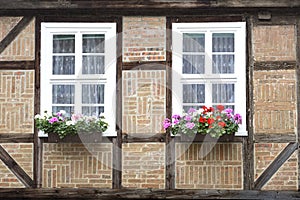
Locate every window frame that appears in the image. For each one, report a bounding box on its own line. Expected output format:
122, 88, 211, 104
172, 22, 247, 136
40, 22, 117, 136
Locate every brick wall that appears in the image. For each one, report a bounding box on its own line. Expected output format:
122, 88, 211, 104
43, 143, 112, 188
0, 17, 35, 61
122, 143, 165, 189
254, 143, 298, 190
123, 17, 166, 62
122, 70, 166, 135
253, 25, 296, 61
0, 144, 33, 188
0, 70, 34, 134
176, 143, 243, 189
253, 70, 296, 134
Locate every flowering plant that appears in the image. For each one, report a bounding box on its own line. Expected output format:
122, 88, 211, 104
35, 110, 108, 139
163, 105, 242, 138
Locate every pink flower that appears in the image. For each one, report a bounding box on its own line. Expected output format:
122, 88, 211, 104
163, 118, 172, 130
48, 117, 58, 124
184, 115, 192, 121
186, 122, 195, 129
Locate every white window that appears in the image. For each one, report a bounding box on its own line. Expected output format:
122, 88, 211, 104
40, 23, 116, 136
172, 22, 247, 136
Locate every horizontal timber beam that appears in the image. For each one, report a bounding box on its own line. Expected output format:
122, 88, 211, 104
0, 134, 34, 143
0, 61, 35, 70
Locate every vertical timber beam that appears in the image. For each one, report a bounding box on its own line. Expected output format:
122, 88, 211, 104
165, 17, 175, 189
34, 16, 42, 188
112, 16, 123, 189
243, 15, 255, 190
297, 18, 300, 191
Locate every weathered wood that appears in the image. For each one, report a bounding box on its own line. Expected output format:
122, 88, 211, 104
0, 0, 300, 10
254, 133, 296, 143
0, 134, 34, 143
254, 61, 297, 70
243, 16, 254, 190
296, 18, 300, 191
0, 188, 300, 199
0, 16, 33, 54
0, 145, 34, 188
122, 133, 165, 143
254, 142, 298, 189
165, 17, 175, 190
122, 62, 166, 70
0, 61, 35, 70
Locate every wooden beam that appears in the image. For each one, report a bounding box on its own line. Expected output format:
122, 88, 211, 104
254, 133, 296, 143
0, 134, 34, 143
122, 61, 166, 70
122, 133, 165, 143
254, 142, 298, 189
0, 16, 33, 54
296, 17, 300, 191
0, 61, 35, 70
0, 0, 300, 10
0, 145, 34, 188
254, 61, 297, 71
1, 188, 300, 199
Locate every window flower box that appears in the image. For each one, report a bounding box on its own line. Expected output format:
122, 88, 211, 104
163, 105, 242, 140
35, 110, 108, 143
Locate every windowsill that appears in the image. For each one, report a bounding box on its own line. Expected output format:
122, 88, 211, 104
38, 130, 117, 138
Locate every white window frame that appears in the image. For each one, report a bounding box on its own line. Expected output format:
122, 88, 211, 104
172, 22, 247, 136
40, 23, 117, 136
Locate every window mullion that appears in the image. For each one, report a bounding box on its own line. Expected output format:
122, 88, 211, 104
74, 33, 82, 114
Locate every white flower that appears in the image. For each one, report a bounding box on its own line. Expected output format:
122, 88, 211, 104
66, 121, 75, 126
34, 114, 42, 119
59, 110, 66, 116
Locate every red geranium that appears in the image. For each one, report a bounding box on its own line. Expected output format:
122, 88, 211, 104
199, 116, 207, 123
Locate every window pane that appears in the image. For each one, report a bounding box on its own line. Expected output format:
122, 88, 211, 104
53, 35, 75, 53
52, 56, 75, 75
82, 106, 104, 116
212, 55, 234, 74
183, 33, 205, 52
82, 84, 104, 104
82, 56, 105, 74
212, 84, 234, 103
212, 33, 234, 52
52, 106, 74, 117
52, 85, 75, 104
82, 34, 105, 53
183, 84, 205, 103
183, 55, 205, 74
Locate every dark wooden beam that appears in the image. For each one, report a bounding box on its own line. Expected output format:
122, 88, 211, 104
296, 17, 300, 191
254, 61, 297, 71
165, 17, 175, 190
1, 188, 300, 199
0, 134, 34, 143
0, 61, 35, 70
254, 133, 296, 143
0, 0, 300, 10
0, 16, 33, 55
254, 142, 298, 190
122, 61, 166, 70
122, 133, 165, 143
112, 16, 123, 190
0, 145, 34, 188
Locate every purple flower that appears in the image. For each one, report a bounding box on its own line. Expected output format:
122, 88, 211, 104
172, 115, 181, 120
48, 117, 58, 124
163, 118, 172, 129
225, 108, 233, 114
184, 115, 192, 121
174, 119, 180, 125
234, 114, 242, 124
56, 112, 62, 117
187, 108, 196, 114
186, 122, 195, 129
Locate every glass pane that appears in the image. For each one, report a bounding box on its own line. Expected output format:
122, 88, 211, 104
212, 55, 234, 74
212, 33, 234, 52
212, 84, 234, 103
52, 56, 75, 75
53, 35, 75, 53
82, 56, 105, 74
82, 84, 104, 104
52, 106, 74, 117
82, 34, 105, 53
183, 84, 205, 103
183, 55, 205, 74
52, 85, 75, 104
183, 33, 205, 52
82, 106, 104, 116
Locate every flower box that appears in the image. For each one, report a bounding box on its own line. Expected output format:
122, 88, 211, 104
180, 133, 235, 142
47, 132, 103, 143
